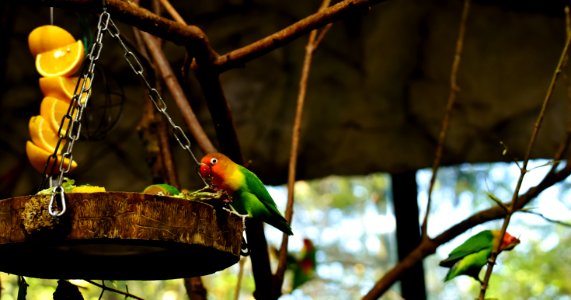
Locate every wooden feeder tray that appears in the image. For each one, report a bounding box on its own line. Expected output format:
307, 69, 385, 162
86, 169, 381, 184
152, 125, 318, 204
0, 192, 243, 280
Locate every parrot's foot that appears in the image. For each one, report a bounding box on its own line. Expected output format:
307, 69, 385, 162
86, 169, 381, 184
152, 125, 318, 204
222, 207, 249, 230
186, 187, 230, 203
221, 207, 248, 253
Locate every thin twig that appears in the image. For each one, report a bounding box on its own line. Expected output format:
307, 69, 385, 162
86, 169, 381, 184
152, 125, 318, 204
158, 0, 187, 25
84, 280, 144, 300
212, 0, 385, 72
478, 7, 571, 299
421, 0, 471, 237
519, 209, 571, 227
139, 31, 217, 154
273, 1, 332, 296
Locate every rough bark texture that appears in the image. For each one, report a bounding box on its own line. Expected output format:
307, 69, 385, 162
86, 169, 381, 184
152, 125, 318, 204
0, 192, 242, 280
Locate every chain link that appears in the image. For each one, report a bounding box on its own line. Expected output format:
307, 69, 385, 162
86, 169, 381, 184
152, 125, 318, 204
106, 18, 203, 167
45, 10, 110, 217
44, 9, 206, 216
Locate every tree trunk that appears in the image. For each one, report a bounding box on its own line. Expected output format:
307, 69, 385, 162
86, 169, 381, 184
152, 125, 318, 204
390, 171, 426, 300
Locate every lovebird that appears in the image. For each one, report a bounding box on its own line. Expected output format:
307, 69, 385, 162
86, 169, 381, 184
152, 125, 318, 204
199, 152, 293, 235
439, 229, 520, 283
290, 238, 317, 290
142, 183, 181, 196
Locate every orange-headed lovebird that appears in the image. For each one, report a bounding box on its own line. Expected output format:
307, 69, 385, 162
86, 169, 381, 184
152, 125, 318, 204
199, 152, 293, 235
439, 229, 520, 283
291, 238, 317, 290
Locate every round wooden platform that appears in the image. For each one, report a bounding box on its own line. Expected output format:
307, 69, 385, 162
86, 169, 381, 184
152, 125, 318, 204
0, 192, 243, 280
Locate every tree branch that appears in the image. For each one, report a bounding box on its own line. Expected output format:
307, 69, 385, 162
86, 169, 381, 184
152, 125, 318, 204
362, 152, 571, 299
28, 0, 386, 73
421, 0, 471, 237
84, 280, 144, 300
478, 6, 571, 297
273, 1, 332, 296
139, 31, 217, 154
211, 0, 386, 72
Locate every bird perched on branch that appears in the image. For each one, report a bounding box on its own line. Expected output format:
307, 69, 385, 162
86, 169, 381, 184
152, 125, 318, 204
199, 152, 293, 235
290, 238, 317, 290
439, 229, 520, 283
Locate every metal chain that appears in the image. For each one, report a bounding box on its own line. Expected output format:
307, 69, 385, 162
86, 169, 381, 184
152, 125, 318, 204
46, 9, 205, 217
105, 19, 203, 168
46, 10, 111, 217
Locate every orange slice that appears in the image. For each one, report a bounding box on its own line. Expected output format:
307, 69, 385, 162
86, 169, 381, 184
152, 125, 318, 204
39, 76, 90, 103
26, 141, 77, 175
35, 40, 85, 77
40, 96, 76, 135
28, 25, 76, 57
70, 185, 106, 193
29, 115, 63, 154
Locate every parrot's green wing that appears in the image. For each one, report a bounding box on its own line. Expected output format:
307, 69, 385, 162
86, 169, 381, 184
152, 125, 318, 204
439, 230, 494, 267
238, 165, 293, 235
444, 248, 491, 282
239, 166, 281, 211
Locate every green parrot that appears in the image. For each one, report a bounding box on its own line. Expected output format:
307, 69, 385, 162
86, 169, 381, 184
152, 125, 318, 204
290, 238, 317, 290
142, 183, 181, 196
439, 229, 520, 283
199, 152, 293, 235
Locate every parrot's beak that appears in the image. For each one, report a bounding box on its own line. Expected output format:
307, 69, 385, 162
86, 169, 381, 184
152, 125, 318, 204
501, 233, 520, 251
199, 163, 210, 177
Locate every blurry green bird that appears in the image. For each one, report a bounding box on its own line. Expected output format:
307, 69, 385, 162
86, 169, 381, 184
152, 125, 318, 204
290, 238, 317, 290
199, 152, 293, 235
142, 183, 181, 196
439, 229, 520, 283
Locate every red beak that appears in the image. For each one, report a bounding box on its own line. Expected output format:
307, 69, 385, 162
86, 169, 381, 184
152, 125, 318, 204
199, 163, 210, 177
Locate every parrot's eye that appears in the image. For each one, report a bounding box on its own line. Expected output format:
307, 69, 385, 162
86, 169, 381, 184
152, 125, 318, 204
210, 158, 218, 165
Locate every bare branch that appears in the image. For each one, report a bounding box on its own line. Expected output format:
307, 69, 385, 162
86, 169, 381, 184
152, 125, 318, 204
158, 0, 187, 25
139, 31, 217, 154
212, 0, 386, 71
421, 0, 471, 236
85, 280, 144, 300
362, 156, 571, 299
273, 1, 332, 296
479, 6, 571, 298
518, 209, 571, 227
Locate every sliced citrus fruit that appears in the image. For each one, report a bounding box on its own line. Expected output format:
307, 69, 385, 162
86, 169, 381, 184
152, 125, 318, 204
40, 96, 77, 135
35, 40, 85, 77
70, 185, 106, 193
39, 76, 91, 103
28, 25, 76, 57
29, 115, 63, 154
26, 140, 78, 175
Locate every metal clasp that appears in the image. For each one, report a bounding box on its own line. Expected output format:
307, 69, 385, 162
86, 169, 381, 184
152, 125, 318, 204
48, 185, 66, 217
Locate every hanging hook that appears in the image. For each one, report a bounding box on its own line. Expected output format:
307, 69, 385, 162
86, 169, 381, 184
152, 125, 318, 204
48, 185, 67, 217
240, 236, 250, 256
